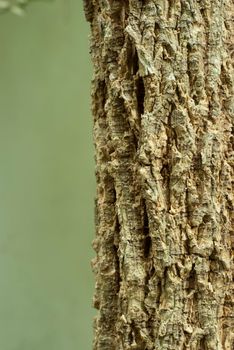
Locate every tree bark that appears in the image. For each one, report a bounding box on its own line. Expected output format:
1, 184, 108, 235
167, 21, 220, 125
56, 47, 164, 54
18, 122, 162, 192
84, 1, 234, 349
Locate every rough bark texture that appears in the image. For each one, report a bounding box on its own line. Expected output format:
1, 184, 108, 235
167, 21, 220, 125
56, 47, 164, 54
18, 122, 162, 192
84, 1, 234, 349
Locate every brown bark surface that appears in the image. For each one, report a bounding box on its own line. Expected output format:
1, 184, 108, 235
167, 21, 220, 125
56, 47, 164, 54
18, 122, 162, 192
84, 1, 234, 349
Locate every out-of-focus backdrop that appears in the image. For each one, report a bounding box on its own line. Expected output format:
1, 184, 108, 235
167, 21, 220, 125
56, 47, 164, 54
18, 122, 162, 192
0, 1, 95, 349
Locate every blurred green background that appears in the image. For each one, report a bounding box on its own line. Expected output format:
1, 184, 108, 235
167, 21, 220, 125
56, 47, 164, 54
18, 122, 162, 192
0, 1, 95, 349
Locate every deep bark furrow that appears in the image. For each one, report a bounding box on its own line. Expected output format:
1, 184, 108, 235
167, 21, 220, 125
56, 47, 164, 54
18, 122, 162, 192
86, 0, 234, 349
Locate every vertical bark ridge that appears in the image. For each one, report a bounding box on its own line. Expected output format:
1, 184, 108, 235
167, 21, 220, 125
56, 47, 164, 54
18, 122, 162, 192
85, 0, 234, 349
91, 76, 120, 349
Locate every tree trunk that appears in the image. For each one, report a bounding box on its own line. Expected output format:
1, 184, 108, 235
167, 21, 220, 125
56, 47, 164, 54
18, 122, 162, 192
84, 1, 234, 349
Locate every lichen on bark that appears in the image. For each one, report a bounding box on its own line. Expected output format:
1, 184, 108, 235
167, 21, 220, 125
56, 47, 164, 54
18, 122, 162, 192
84, 1, 234, 349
